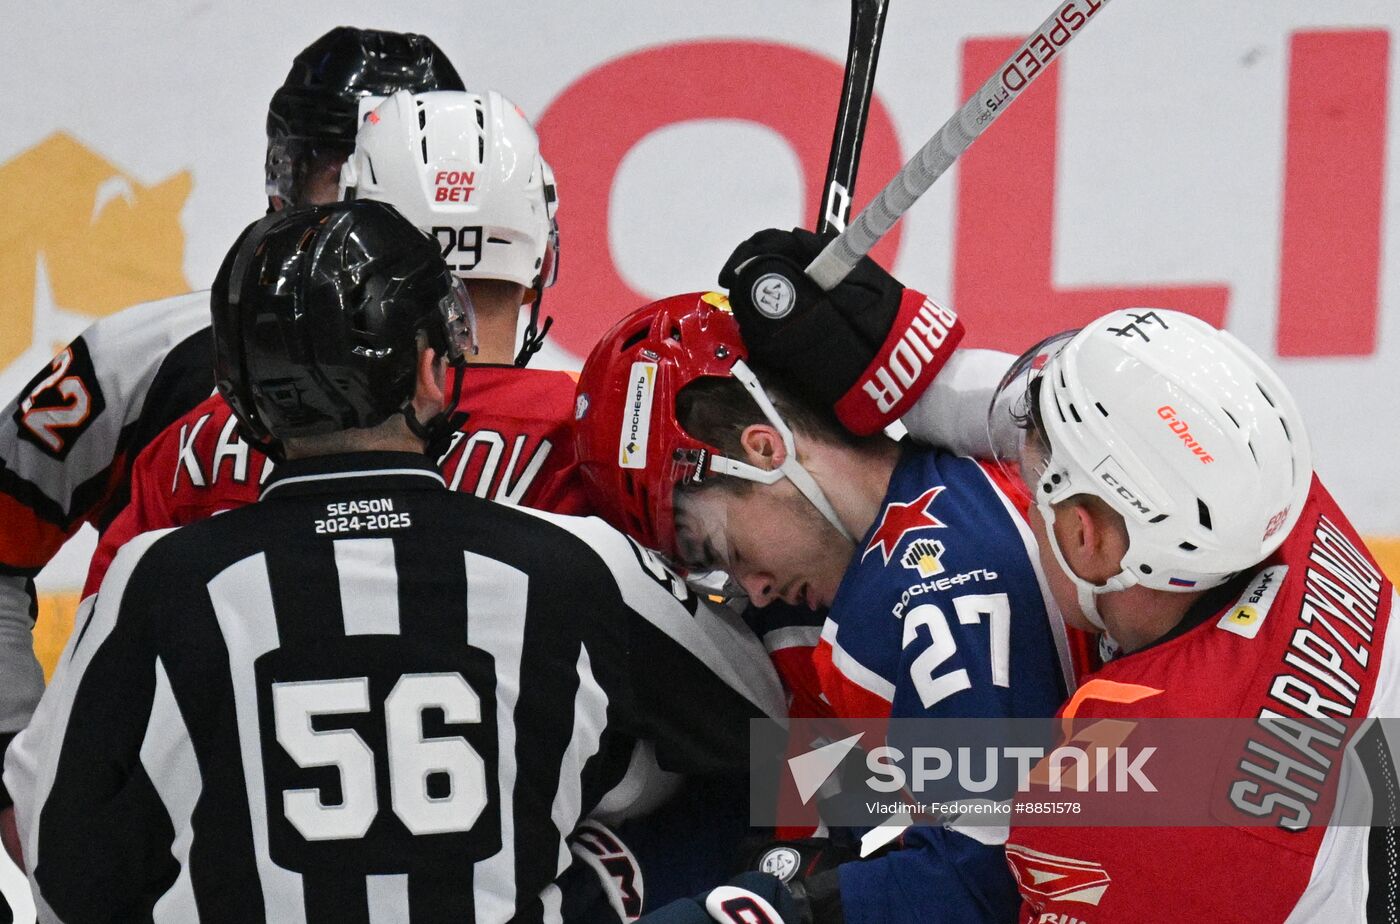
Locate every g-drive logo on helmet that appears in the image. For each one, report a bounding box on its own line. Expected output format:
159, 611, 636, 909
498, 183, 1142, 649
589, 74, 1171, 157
618, 361, 657, 469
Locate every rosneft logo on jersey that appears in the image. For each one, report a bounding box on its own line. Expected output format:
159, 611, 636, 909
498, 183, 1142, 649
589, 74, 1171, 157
0, 133, 191, 372
900, 537, 947, 578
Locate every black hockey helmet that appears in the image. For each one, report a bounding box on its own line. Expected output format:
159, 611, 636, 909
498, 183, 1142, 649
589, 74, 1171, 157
212, 200, 476, 456
265, 26, 465, 206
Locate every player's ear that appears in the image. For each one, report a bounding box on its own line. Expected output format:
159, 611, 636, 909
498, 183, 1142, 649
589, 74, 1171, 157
412, 344, 447, 419
737, 423, 787, 470
1055, 499, 1129, 583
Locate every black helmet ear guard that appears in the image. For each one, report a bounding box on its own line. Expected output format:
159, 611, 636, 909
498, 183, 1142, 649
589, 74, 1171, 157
212, 200, 472, 458
265, 26, 465, 207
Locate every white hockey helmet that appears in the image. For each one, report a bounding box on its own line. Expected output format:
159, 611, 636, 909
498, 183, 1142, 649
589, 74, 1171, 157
341, 89, 559, 290
993, 309, 1312, 623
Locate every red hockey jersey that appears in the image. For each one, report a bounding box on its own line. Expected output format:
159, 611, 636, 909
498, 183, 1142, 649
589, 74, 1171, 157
85, 364, 588, 595
1006, 477, 1398, 923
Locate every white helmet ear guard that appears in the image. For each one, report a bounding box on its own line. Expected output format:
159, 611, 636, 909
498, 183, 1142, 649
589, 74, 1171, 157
992, 310, 1313, 619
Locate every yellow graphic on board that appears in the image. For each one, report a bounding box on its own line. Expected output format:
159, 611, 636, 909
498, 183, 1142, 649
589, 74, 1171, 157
0, 132, 191, 369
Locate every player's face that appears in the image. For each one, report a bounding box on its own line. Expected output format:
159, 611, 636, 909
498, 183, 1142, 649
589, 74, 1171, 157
674, 481, 852, 610
1020, 435, 1100, 634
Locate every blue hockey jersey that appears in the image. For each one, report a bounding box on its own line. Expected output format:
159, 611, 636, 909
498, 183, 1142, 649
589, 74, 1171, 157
813, 444, 1079, 924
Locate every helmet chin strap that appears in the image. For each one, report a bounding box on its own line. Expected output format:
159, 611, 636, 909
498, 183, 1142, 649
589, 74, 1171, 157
513, 285, 553, 367
712, 360, 855, 544
404, 361, 469, 461
1038, 496, 1138, 636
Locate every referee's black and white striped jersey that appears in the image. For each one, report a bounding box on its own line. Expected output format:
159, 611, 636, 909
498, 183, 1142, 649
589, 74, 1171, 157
5, 451, 784, 923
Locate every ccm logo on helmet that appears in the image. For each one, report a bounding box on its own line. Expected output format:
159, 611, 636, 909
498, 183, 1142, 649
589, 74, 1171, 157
1093, 457, 1156, 520
861, 298, 959, 413
435, 170, 475, 202
1156, 406, 1215, 464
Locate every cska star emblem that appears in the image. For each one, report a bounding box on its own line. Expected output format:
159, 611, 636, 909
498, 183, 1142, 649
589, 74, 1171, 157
863, 486, 946, 565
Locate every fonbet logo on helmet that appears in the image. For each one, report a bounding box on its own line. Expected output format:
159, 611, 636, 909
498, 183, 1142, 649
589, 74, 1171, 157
617, 362, 657, 469
751, 272, 796, 319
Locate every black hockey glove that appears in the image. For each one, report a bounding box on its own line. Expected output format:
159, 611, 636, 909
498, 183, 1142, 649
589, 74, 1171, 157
718, 227, 964, 436
564, 820, 645, 922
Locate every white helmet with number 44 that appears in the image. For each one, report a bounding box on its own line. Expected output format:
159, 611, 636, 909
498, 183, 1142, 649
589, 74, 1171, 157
993, 308, 1313, 614
341, 89, 559, 291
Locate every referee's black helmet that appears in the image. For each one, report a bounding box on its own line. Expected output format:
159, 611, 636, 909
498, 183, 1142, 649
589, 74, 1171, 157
212, 200, 476, 454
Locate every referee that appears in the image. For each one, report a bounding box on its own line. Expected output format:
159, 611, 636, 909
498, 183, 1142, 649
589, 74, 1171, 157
4, 201, 783, 923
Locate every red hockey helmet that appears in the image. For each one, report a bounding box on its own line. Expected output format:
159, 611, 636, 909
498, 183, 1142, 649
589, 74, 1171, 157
574, 292, 744, 557
575, 291, 854, 566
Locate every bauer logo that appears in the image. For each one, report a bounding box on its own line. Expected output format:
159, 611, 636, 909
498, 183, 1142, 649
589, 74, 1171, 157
0, 133, 191, 371
751, 272, 796, 319
1217, 564, 1287, 639
618, 361, 657, 469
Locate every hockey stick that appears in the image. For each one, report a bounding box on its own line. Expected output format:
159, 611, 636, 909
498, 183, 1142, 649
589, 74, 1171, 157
817, 0, 892, 234
807, 0, 1114, 290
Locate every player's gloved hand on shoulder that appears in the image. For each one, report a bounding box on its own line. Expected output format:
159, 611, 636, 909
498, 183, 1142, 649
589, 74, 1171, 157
640, 838, 847, 924
640, 872, 806, 924
739, 836, 852, 887
718, 227, 964, 436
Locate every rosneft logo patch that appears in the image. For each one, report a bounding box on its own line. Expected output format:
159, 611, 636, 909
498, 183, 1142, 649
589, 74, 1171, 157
0, 132, 191, 371
900, 537, 946, 578
618, 361, 657, 470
